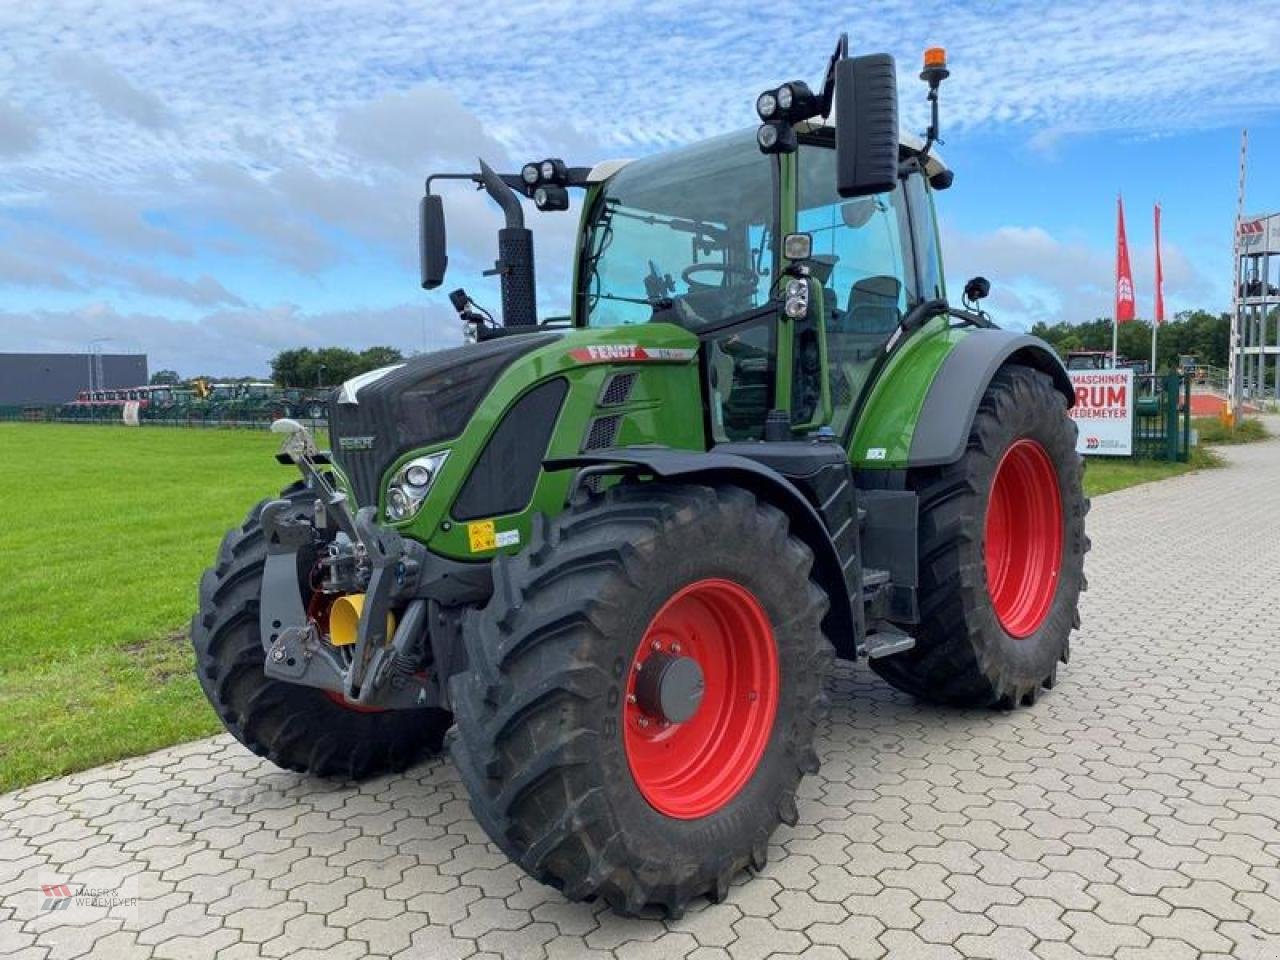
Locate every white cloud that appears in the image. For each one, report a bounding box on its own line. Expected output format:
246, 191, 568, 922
942, 221, 1219, 329
0, 302, 462, 378
53, 51, 175, 130
0, 1, 1275, 371
0, 99, 39, 156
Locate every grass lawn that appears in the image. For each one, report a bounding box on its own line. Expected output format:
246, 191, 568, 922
0, 424, 286, 791
1082, 417, 1271, 497
1083, 445, 1223, 497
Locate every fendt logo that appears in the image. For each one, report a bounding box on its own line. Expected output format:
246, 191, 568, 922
40, 884, 74, 911
337, 435, 375, 451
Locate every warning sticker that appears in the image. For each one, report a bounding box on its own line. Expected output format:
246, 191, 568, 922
467, 521, 521, 552
467, 520, 496, 552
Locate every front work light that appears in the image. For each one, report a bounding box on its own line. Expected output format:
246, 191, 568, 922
756, 91, 779, 120
757, 121, 797, 154
521, 163, 540, 185
534, 185, 570, 211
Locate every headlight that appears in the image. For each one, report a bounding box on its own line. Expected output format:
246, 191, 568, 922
385, 451, 449, 521
784, 277, 809, 319
776, 83, 794, 111
756, 91, 778, 120
757, 123, 779, 149
521, 163, 539, 185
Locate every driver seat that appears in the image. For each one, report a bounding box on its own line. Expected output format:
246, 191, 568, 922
845, 275, 902, 334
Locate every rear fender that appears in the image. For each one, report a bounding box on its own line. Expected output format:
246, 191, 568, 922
907, 330, 1073, 468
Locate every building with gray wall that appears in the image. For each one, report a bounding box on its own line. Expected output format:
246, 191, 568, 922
0, 353, 148, 405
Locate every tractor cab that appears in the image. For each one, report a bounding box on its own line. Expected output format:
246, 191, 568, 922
1064, 350, 1114, 371
574, 124, 948, 443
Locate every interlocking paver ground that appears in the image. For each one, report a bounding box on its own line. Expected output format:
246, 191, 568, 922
4, 431, 1280, 959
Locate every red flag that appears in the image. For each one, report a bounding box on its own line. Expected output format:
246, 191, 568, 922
1115, 195, 1135, 322
1153, 203, 1164, 325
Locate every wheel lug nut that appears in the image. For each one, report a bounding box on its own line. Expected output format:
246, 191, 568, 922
637, 716, 649, 727
651, 640, 662, 651
626, 693, 636, 704
671, 643, 681, 654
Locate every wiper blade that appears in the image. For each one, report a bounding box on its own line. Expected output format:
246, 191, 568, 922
596, 292, 674, 309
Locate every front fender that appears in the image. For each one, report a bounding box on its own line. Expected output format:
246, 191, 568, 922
544, 446, 861, 659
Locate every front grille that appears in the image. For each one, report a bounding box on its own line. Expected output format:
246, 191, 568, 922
328, 334, 559, 506
584, 415, 621, 450
599, 372, 637, 406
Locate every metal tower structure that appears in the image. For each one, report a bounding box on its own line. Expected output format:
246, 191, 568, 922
1235, 211, 1280, 407
1230, 130, 1280, 411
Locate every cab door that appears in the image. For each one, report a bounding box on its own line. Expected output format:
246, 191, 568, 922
793, 139, 918, 438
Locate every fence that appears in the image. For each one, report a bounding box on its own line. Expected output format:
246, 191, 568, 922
0, 405, 325, 431
1133, 372, 1192, 462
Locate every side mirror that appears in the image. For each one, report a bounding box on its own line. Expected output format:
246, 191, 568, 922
963, 275, 991, 303
419, 194, 447, 290
835, 53, 899, 198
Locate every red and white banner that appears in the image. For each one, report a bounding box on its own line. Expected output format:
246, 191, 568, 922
1115, 196, 1135, 323
1069, 368, 1133, 456
1153, 203, 1164, 325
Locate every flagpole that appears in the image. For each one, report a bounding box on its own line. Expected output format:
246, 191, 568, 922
1113, 193, 1120, 369
1152, 202, 1160, 375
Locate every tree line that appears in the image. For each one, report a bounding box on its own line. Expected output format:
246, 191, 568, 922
269, 346, 404, 387
1029, 310, 1231, 371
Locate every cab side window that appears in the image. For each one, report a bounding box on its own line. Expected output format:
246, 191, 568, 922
797, 143, 914, 432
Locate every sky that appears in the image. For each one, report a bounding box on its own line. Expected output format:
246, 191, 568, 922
3, 1, 1280, 377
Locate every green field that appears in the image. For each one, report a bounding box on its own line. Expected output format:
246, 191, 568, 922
0, 424, 284, 790
0, 421, 1252, 791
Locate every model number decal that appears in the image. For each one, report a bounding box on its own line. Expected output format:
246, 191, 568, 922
865, 447, 887, 461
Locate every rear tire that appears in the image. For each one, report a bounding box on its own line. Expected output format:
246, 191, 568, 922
449, 483, 832, 917
191, 485, 450, 778
871, 363, 1088, 707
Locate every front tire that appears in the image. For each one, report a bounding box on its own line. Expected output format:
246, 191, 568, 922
871, 363, 1088, 707
191, 486, 450, 778
449, 483, 832, 916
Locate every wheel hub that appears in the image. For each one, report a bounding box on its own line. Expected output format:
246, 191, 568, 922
634, 651, 705, 724
623, 578, 779, 820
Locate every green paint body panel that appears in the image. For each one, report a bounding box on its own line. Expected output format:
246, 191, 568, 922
849, 317, 970, 468
381, 323, 705, 561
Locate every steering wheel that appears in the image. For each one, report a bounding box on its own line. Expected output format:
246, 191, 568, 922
682, 262, 759, 293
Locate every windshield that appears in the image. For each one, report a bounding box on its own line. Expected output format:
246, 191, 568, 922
580, 130, 776, 329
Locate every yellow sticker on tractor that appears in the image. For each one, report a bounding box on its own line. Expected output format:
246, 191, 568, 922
467, 520, 496, 552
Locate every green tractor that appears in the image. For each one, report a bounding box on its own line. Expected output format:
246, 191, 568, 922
192, 40, 1086, 917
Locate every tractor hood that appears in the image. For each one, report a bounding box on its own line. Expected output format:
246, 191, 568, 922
328, 333, 560, 506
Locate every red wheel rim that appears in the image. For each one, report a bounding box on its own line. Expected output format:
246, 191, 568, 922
623, 578, 779, 819
984, 438, 1063, 638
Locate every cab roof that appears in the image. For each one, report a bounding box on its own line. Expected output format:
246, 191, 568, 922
586, 128, 948, 184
